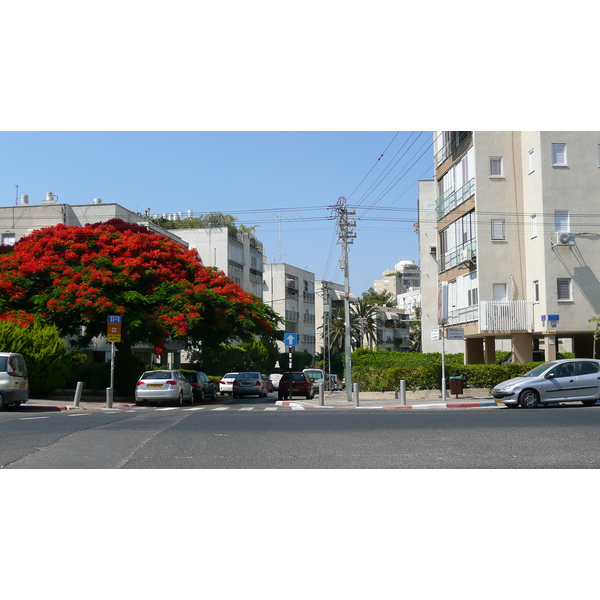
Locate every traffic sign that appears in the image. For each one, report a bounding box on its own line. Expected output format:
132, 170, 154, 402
284, 332, 298, 347
430, 328, 441, 340
107, 315, 123, 342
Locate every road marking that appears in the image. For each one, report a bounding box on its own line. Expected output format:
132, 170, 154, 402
68, 413, 90, 417
263, 407, 278, 411
211, 407, 230, 411
19, 416, 50, 420
184, 407, 207, 411
155, 407, 179, 411
239, 407, 254, 411
291, 406, 305, 410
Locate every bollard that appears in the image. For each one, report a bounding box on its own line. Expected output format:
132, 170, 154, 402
106, 386, 113, 409
73, 381, 84, 407
318, 382, 324, 406
353, 382, 359, 407
400, 379, 407, 406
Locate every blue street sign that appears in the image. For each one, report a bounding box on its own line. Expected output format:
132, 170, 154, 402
107, 315, 123, 323
284, 332, 298, 347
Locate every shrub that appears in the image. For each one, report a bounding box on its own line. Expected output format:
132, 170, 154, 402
0, 320, 77, 397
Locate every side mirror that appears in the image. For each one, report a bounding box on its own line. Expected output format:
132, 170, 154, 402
545, 373, 555, 379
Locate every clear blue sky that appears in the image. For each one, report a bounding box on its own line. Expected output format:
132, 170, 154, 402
1, 131, 434, 295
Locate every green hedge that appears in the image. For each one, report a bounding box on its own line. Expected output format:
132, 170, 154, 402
351, 349, 541, 392
0, 320, 82, 397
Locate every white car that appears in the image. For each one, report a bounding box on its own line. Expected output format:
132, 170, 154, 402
303, 368, 325, 392
269, 373, 282, 391
219, 372, 239, 396
135, 370, 193, 406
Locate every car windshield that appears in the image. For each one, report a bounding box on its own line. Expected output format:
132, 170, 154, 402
143, 371, 173, 380
523, 362, 558, 377
223, 373, 238, 379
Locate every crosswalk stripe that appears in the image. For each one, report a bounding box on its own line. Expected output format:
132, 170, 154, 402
211, 407, 230, 411
239, 407, 254, 411
263, 407, 277, 411
184, 407, 206, 411
155, 407, 179, 411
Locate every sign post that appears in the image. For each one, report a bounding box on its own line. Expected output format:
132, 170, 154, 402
107, 316, 122, 408
284, 333, 297, 401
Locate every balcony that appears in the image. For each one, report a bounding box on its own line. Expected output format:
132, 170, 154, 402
434, 131, 472, 168
479, 301, 535, 332
438, 240, 476, 272
436, 178, 475, 220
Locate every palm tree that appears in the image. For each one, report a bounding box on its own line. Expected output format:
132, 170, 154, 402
351, 299, 381, 348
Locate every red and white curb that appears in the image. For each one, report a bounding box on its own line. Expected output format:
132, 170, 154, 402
276, 400, 499, 410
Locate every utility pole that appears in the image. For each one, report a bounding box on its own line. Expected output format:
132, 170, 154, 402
333, 196, 356, 403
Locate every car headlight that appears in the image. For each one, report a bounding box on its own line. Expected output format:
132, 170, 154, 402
497, 383, 519, 392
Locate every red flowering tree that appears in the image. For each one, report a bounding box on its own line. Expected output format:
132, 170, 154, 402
0, 219, 282, 355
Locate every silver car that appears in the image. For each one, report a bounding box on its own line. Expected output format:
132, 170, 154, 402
492, 359, 600, 408
232, 371, 269, 398
0, 352, 29, 410
135, 370, 193, 406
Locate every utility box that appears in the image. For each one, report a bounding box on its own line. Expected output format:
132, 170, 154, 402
449, 376, 463, 397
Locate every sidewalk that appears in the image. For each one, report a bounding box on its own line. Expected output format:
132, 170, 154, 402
277, 388, 500, 410
18, 388, 500, 411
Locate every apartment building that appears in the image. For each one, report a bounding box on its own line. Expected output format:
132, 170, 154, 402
373, 261, 420, 297
373, 306, 411, 352
176, 226, 264, 299
420, 131, 600, 363
263, 263, 316, 356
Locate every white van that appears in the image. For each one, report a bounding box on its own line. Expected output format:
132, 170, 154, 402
303, 368, 325, 392
0, 352, 29, 409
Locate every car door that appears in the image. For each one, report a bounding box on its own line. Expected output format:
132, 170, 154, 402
539, 362, 578, 401
575, 361, 600, 400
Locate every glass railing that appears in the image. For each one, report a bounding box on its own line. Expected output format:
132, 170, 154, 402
435, 178, 475, 220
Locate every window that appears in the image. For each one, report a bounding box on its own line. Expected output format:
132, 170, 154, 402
533, 280, 540, 302
554, 210, 570, 232
491, 219, 506, 240
530, 214, 537, 238
1, 233, 15, 246
557, 278, 572, 301
490, 157, 503, 177
552, 143, 567, 166
493, 283, 508, 301
528, 149, 535, 173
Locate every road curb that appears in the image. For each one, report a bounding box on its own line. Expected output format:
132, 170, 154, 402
276, 400, 500, 410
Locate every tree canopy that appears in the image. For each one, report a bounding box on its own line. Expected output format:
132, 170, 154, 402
0, 219, 282, 354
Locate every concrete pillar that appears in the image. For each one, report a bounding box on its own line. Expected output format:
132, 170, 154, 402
464, 337, 484, 364
511, 333, 533, 364
544, 334, 557, 361
573, 333, 594, 358
484, 336, 496, 365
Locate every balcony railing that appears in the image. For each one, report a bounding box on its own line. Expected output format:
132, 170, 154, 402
436, 178, 475, 220
438, 240, 476, 272
447, 305, 479, 326
479, 301, 535, 332
434, 131, 472, 168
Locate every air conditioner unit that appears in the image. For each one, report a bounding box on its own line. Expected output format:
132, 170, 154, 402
459, 249, 474, 264
554, 232, 574, 246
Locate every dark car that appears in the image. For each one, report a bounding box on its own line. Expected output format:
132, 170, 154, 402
278, 371, 315, 400
182, 371, 216, 401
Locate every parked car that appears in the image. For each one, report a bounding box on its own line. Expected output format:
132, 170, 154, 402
135, 370, 193, 406
0, 352, 29, 410
219, 372, 239, 396
182, 371, 216, 401
262, 374, 273, 393
492, 359, 600, 408
278, 371, 315, 400
328, 374, 340, 391
232, 371, 269, 398
269, 373, 282, 391
303, 368, 325, 392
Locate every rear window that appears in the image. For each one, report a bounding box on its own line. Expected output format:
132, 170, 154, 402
0, 357, 7, 372
142, 371, 173, 380
237, 372, 260, 380
281, 373, 307, 381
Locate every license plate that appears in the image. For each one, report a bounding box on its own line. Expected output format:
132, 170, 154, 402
147, 384, 163, 388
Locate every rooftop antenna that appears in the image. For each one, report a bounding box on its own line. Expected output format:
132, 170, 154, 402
278, 212, 282, 262
15, 185, 18, 205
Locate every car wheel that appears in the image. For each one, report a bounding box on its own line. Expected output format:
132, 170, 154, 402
0, 393, 5, 410
200, 389, 205, 402
178, 391, 184, 406
519, 389, 540, 408
581, 400, 598, 406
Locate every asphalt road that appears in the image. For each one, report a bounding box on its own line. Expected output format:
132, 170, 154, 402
2, 400, 599, 468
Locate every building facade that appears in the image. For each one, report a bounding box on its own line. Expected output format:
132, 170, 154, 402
175, 227, 264, 299
421, 131, 600, 363
263, 263, 316, 356
373, 260, 420, 297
